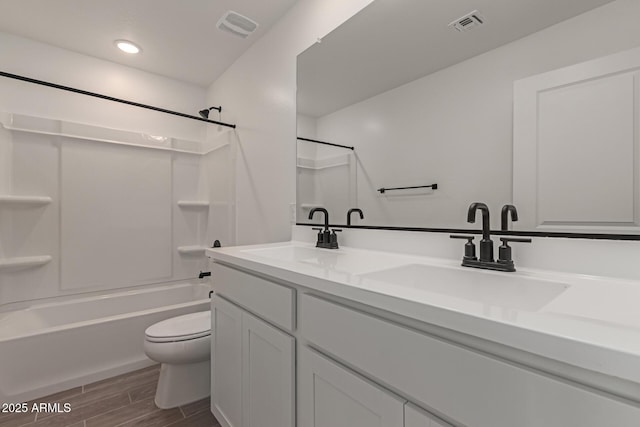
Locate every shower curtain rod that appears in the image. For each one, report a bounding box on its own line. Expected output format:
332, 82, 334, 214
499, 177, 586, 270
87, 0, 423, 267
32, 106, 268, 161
0, 71, 236, 129
297, 136, 354, 150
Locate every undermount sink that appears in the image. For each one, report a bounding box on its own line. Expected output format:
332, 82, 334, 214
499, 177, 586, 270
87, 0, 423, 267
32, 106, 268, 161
357, 264, 570, 311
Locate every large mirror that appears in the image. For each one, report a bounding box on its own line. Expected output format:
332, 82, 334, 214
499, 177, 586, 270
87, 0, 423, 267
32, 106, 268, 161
296, 0, 640, 234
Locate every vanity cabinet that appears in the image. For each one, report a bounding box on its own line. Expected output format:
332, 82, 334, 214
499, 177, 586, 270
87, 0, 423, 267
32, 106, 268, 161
299, 346, 405, 427
211, 264, 295, 427
209, 256, 640, 427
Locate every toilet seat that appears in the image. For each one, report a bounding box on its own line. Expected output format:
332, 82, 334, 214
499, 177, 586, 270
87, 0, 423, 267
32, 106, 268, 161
145, 311, 210, 343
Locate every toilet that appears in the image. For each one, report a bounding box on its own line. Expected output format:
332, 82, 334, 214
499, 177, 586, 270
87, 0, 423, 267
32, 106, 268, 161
143, 311, 211, 408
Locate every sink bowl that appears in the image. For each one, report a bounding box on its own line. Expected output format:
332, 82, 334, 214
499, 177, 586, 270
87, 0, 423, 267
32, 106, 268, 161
357, 264, 570, 311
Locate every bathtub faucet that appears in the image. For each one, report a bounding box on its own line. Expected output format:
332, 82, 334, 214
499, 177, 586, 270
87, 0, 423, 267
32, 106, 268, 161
198, 271, 211, 279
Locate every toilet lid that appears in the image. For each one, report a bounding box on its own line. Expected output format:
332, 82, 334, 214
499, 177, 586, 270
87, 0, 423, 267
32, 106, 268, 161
145, 311, 211, 342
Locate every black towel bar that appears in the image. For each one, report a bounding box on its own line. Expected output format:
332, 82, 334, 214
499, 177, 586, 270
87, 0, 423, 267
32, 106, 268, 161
377, 183, 438, 194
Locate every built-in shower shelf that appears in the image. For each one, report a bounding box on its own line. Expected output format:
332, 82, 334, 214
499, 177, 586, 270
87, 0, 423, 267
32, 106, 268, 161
0, 256, 52, 271
0, 195, 52, 207
177, 201, 210, 208
1, 112, 227, 155
177, 246, 207, 255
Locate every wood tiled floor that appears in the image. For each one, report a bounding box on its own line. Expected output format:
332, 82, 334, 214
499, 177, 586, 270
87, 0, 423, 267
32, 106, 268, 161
0, 365, 220, 427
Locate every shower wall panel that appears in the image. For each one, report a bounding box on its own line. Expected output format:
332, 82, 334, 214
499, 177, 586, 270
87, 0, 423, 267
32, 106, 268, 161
60, 139, 173, 290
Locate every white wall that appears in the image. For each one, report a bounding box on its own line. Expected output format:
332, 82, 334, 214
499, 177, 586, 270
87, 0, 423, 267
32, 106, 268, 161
207, 0, 375, 245
0, 32, 206, 140
0, 33, 223, 307
309, 0, 640, 229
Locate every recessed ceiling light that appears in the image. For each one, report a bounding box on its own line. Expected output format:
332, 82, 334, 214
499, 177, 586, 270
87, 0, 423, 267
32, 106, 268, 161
115, 40, 141, 54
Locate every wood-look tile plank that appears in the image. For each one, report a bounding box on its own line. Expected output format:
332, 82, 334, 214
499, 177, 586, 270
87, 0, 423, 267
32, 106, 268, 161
0, 385, 83, 426
0, 411, 37, 427
83, 366, 159, 396
166, 410, 219, 427
84, 397, 157, 427
83, 366, 159, 391
178, 398, 210, 418
3, 366, 214, 427
85, 365, 159, 388
127, 381, 158, 404
116, 407, 183, 427
29, 392, 130, 427
36, 384, 133, 421
27, 387, 83, 407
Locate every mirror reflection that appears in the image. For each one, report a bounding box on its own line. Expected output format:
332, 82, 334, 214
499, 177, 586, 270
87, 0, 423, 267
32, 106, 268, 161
297, 0, 640, 233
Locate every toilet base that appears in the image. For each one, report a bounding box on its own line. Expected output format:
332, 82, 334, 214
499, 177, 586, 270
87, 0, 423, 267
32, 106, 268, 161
155, 360, 210, 409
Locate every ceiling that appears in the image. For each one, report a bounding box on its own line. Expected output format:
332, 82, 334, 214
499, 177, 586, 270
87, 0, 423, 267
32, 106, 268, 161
0, 0, 299, 87
297, 0, 616, 117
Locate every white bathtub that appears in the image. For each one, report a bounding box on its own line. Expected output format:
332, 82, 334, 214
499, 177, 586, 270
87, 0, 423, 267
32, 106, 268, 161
0, 282, 211, 404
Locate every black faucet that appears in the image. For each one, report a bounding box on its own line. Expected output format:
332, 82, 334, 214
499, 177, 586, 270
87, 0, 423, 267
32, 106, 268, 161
309, 207, 340, 249
452, 202, 531, 272
501, 204, 518, 231
467, 202, 493, 262
347, 208, 364, 226
309, 207, 329, 231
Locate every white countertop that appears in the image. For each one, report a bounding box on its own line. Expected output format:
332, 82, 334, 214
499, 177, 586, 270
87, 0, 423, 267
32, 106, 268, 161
207, 241, 640, 387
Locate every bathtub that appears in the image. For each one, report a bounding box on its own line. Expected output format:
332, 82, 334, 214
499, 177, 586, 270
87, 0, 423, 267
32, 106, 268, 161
0, 282, 211, 404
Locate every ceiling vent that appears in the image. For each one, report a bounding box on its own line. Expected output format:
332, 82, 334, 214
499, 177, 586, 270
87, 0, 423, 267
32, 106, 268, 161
217, 11, 259, 38
449, 10, 485, 32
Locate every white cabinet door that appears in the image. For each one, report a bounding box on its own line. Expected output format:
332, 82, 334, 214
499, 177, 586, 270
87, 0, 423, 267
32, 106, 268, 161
405, 403, 452, 427
241, 311, 295, 427
299, 346, 405, 427
211, 296, 243, 427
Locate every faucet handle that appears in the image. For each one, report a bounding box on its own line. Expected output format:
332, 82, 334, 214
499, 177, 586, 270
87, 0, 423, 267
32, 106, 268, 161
500, 237, 531, 244
450, 235, 477, 261
312, 227, 325, 246
498, 237, 531, 266
329, 229, 342, 249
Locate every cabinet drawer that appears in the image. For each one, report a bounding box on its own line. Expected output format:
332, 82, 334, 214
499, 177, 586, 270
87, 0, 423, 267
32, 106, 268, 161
212, 263, 295, 331
300, 294, 640, 427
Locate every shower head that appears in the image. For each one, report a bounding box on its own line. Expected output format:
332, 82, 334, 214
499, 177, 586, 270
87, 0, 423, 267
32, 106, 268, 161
199, 106, 222, 119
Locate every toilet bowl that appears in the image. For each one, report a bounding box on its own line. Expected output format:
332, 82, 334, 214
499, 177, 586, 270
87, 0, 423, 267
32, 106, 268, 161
144, 311, 211, 408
